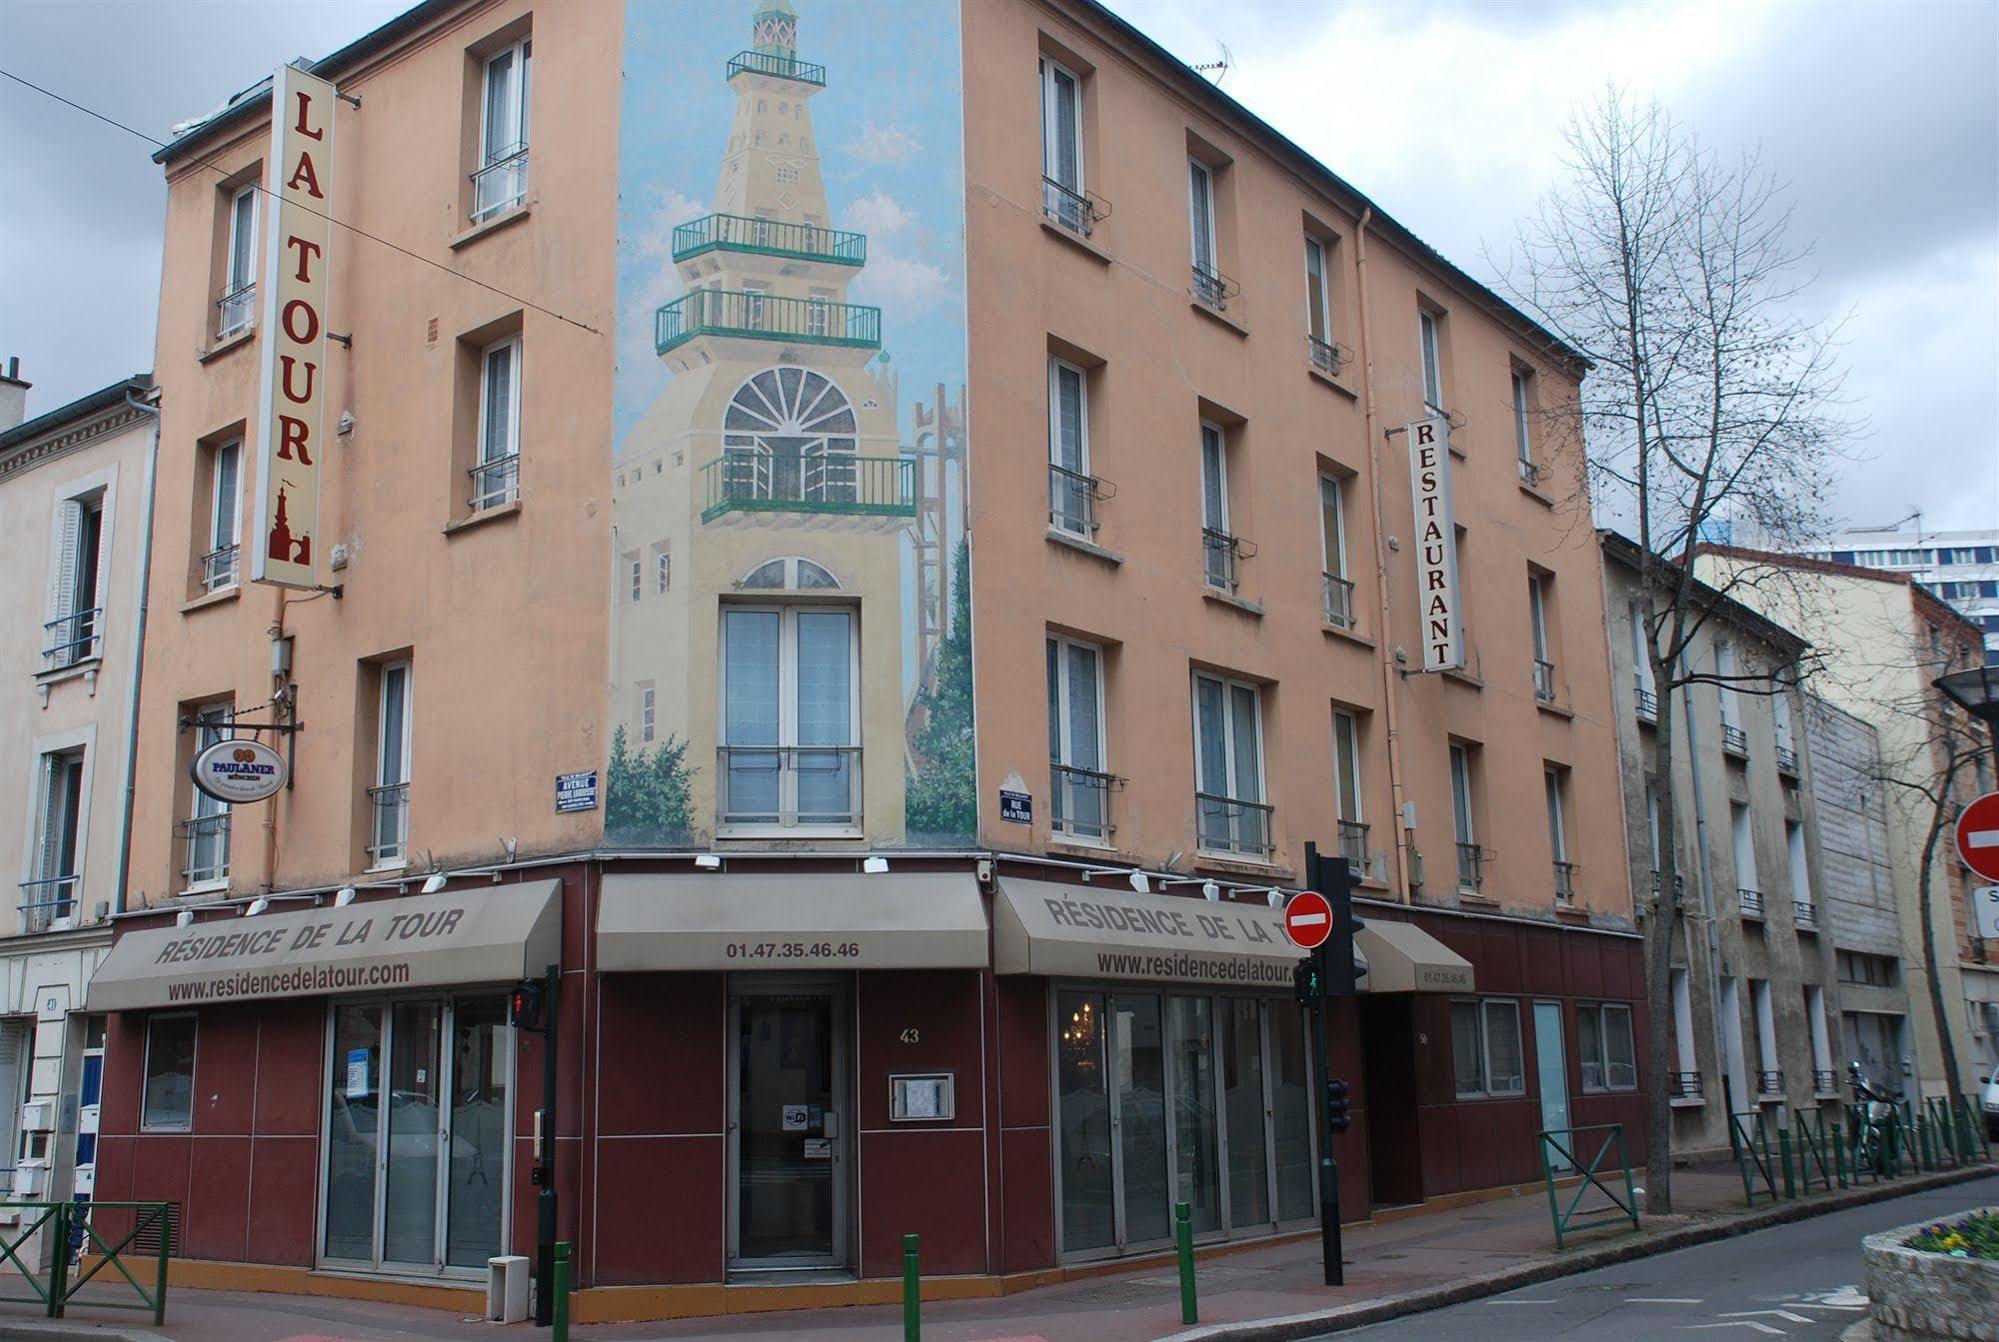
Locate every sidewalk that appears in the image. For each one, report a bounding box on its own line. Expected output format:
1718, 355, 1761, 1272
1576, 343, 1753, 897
5, 1162, 1994, 1342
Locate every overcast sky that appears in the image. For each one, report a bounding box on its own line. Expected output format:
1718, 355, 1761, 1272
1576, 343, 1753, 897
2, 0, 1993, 532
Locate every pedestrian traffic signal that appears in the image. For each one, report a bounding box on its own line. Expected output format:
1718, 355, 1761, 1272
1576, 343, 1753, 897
1349, 912, 1368, 989
1326, 1077, 1352, 1135
509, 978, 545, 1030
1293, 957, 1325, 1005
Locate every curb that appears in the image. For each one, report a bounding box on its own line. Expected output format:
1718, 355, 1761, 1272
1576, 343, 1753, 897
0, 1324, 168, 1342
1154, 1164, 1999, 1342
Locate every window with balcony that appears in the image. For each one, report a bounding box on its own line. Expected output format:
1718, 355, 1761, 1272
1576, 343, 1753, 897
701, 369, 909, 522
1750, 978, 1781, 1098
1528, 569, 1556, 702
1805, 984, 1835, 1095
1193, 673, 1268, 858
1418, 308, 1446, 413
217, 183, 258, 339
471, 336, 521, 511
472, 38, 531, 223
1048, 357, 1097, 536
1772, 670, 1798, 773
44, 490, 105, 672
1304, 234, 1345, 375
197, 439, 241, 592
1451, 998, 1524, 1098
1787, 820, 1814, 928
1546, 765, 1574, 903
720, 605, 859, 832
1048, 636, 1110, 844
1669, 968, 1701, 1100
1039, 56, 1096, 235
1512, 367, 1537, 485
1199, 422, 1239, 591
1716, 641, 1746, 755
1578, 1003, 1637, 1091
1332, 709, 1366, 878
368, 662, 412, 869
1450, 742, 1482, 890
1730, 802, 1761, 918
1187, 157, 1236, 309
1630, 602, 1658, 722
182, 703, 232, 890
1319, 474, 1353, 628
24, 749, 83, 934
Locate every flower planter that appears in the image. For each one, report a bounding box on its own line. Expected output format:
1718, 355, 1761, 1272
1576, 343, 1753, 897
1861, 1207, 1999, 1342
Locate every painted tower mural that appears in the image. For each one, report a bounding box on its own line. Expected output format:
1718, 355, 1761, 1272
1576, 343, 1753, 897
610, 0, 972, 847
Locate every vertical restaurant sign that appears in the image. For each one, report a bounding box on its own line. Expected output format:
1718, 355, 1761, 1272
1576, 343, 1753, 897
250, 64, 335, 590
1407, 416, 1464, 672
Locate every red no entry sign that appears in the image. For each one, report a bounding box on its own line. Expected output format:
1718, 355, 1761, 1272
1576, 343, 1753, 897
1284, 890, 1335, 951
1957, 791, 1999, 884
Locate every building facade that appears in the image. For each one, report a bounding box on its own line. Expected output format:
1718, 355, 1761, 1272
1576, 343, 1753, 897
1600, 535, 1841, 1160
89, 0, 1643, 1318
0, 370, 155, 1264
1795, 527, 1999, 666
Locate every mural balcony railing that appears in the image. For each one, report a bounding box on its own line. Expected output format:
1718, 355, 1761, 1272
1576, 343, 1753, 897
1775, 743, 1799, 776
718, 746, 861, 829
1553, 859, 1577, 903
1050, 762, 1118, 845
367, 782, 409, 869
672, 213, 866, 267
1738, 886, 1765, 919
1041, 177, 1110, 237
655, 289, 881, 355
1457, 841, 1486, 891
1670, 1070, 1703, 1100
215, 282, 256, 340
17, 875, 76, 935
725, 50, 827, 86
700, 451, 915, 523
1338, 819, 1368, 879
1323, 572, 1355, 628
1634, 683, 1658, 724
1794, 897, 1817, 930
470, 144, 529, 224
200, 544, 239, 593
42, 608, 101, 671
1048, 463, 1110, 537
178, 813, 230, 888
1307, 334, 1351, 378
1196, 792, 1273, 860
1722, 723, 1749, 757
1757, 1069, 1785, 1098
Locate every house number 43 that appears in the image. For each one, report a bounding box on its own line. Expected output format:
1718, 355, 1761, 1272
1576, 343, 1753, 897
898, 1028, 920, 1044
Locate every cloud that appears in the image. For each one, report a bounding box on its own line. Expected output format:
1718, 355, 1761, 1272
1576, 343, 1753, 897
845, 121, 920, 164
614, 186, 707, 441
841, 189, 912, 238
850, 253, 952, 317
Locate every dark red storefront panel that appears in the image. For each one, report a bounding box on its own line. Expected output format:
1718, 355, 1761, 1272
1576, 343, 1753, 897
100, 1014, 145, 1134
91, 1135, 134, 1202
995, 977, 1049, 1130
1417, 1104, 1460, 1196
859, 1128, 986, 1277
998, 1125, 1053, 1271
191, 1013, 258, 1135
247, 1136, 318, 1266
515, 977, 589, 1141
128, 1134, 192, 1225
595, 972, 724, 1136
512, 1134, 581, 1264
1520, 925, 1568, 995
856, 971, 984, 1129
184, 1138, 253, 1261
593, 1134, 725, 1285
1564, 935, 1606, 999
252, 1002, 326, 1136
1473, 924, 1525, 995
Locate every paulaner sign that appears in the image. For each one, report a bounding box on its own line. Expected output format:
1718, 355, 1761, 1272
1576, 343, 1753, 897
250, 64, 336, 590
1407, 416, 1463, 672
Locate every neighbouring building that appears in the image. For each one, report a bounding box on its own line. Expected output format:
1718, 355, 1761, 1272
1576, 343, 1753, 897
1600, 534, 1840, 1160
1792, 526, 1999, 667
0, 366, 156, 1265
88, 0, 1641, 1318
1695, 545, 1993, 1092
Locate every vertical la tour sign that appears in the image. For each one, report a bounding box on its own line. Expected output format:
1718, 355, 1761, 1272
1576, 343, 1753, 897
250, 64, 336, 590
1407, 416, 1464, 672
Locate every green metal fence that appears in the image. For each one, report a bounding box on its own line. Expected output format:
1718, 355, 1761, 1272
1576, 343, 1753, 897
0, 1201, 171, 1324
1792, 1107, 1835, 1193
1729, 1108, 1780, 1204
1538, 1123, 1639, 1249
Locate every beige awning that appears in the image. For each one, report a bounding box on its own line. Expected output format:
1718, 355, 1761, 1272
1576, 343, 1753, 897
1356, 919, 1474, 994
86, 880, 562, 1012
995, 878, 1299, 988
596, 872, 988, 971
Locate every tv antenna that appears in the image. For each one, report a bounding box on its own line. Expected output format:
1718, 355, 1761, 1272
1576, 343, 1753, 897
1191, 42, 1232, 85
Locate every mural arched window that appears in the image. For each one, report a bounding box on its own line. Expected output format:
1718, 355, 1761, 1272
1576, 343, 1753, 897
740, 557, 840, 590
722, 368, 859, 507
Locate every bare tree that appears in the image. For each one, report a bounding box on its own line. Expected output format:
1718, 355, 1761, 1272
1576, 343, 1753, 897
1494, 90, 1848, 1213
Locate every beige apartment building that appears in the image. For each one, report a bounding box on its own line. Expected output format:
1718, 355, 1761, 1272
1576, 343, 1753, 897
89, 0, 1644, 1317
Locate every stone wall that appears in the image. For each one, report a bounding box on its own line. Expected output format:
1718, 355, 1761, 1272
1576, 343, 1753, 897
1806, 695, 1901, 955
1861, 1209, 1999, 1342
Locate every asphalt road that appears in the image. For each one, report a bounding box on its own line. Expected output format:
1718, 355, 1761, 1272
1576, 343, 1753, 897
1334, 1172, 1999, 1341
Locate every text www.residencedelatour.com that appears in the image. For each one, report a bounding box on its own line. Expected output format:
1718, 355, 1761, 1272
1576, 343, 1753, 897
1095, 951, 1291, 983
165, 961, 413, 1002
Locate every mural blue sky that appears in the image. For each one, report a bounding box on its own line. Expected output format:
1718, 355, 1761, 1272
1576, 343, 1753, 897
614, 0, 969, 451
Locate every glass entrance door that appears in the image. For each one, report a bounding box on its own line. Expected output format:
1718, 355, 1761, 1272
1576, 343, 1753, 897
1532, 1002, 1570, 1171
729, 985, 848, 1269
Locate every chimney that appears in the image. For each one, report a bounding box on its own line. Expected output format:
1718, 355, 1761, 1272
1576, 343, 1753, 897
0, 358, 28, 433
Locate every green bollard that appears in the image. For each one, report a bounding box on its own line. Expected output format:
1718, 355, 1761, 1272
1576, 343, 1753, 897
1834, 1122, 1848, 1188
1175, 1201, 1197, 1325
1919, 1114, 1934, 1171
903, 1233, 921, 1342
552, 1241, 571, 1342
1779, 1128, 1795, 1199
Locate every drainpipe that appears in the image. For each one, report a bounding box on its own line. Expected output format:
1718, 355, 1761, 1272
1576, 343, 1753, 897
112, 390, 160, 915
1353, 207, 1411, 898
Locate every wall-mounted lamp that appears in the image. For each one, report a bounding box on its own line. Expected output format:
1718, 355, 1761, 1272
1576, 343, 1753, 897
1265, 889, 1285, 909
421, 872, 448, 895
694, 854, 723, 870
862, 856, 890, 874
1202, 881, 1221, 902
245, 897, 271, 917
174, 909, 195, 928
334, 886, 357, 908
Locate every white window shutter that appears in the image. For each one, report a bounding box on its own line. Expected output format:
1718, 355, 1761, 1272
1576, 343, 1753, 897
46, 499, 79, 627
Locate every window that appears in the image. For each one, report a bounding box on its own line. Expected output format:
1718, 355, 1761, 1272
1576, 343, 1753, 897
1786, 820, 1812, 923
655, 548, 671, 594
1319, 475, 1352, 627
26, 749, 84, 933
472, 38, 531, 222
1838, 951, 1899, 988
217, 183, 258, 338
1193, 673, 1267, 857
1730, 802, 1759, 912
471, 337, 521, 510
1047, 636, 1108, 843
1199, 422, 1234, 590
1805, 985, 1833, 1091
1545, 766, 1573, 901
1333, 710, 1365, 876
1450, 999, 1524, 1097
141, 1014, 197, 1132
1304, 235, 1338, 372
202, 440, 241, 591
719, 606, 859, 830
1670, 968, 1697, 1083
1630, 602, 1657, 717
369, 663, 412, 869
1751, 979, 1779, 1095
1188, 159, 1222, 304
1511, 369, 1535, 481
1528, 571, 1555, 701
1715, 641, 1741, 730
721, 368, 859, 508
1418, 309, 1444, 411
629, 556, 642, 603
1450, 742, 1480, 889
1039, 57, 1088, 232
1647, 786, 1662, 875
45, 491, 106, 670
1578, 1004, 1637, 1091
184, 704, 232, 888
638, 684, 656, 744
1048, 357, 1093, 535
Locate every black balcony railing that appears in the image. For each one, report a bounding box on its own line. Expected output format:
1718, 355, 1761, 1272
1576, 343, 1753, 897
1812, 1069, 1837, 1095
1041, 177, 1109, 237
1307, 334, 1351, 378
1196, 792, 1273, 859
179, 813, 230, 887
1048, 463, 1107, 536
216, 282, 256, 339
725, 49, 827, 85
200, 545, 239, 592
1457, 841, 1485, 890
1775, 744, 1799, 775
1518, 458, 1541, 487
470, 453, 521, 511
1191, 262, 1236, 310
1722, 723, 1749, 756
1338, 819, 1368, 877
1202, 527, 1243, 591
1533, 658, 1557, 703
1670, 1071, 1703, 1100
1553, 860, 1577, 903
1322, 573, 1355, 628
1635, 684, 1658, 722
1738, 886, 1765, 918
1794, 898, 1817, 930
43, 608, 101, 670
17, 876, 77, 934
1757, 1069, 1785, 1097
470, 144, 529, 223
718, 745, 861, 829
367, 782, 409, 868
1050, 762, 1116, 843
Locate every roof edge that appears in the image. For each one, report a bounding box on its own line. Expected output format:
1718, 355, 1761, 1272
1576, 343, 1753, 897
0, 375, 155, 454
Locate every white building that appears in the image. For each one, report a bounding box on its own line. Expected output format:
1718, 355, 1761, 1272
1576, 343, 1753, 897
0, 367, 154, 1261
1801, 527, 1999, 665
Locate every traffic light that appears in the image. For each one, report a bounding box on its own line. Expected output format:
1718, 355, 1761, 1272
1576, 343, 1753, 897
509, 978, 545, 1030
1349, 911, 1368, 989
1326, 1077, 1352, 1135
1293, 957, 1324, 1006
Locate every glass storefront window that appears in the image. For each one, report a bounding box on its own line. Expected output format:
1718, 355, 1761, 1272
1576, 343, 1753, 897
324, 1004, 383, 1262
384, 1001, 442, 1265
1056, 990, 1113, 1251
447, 998, 510, 1267
1224, 998, 1269, 1228
1168, 996, 1219, 1233
1114, 995, 1169, 1243
1266, 1001, 1315, 1222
